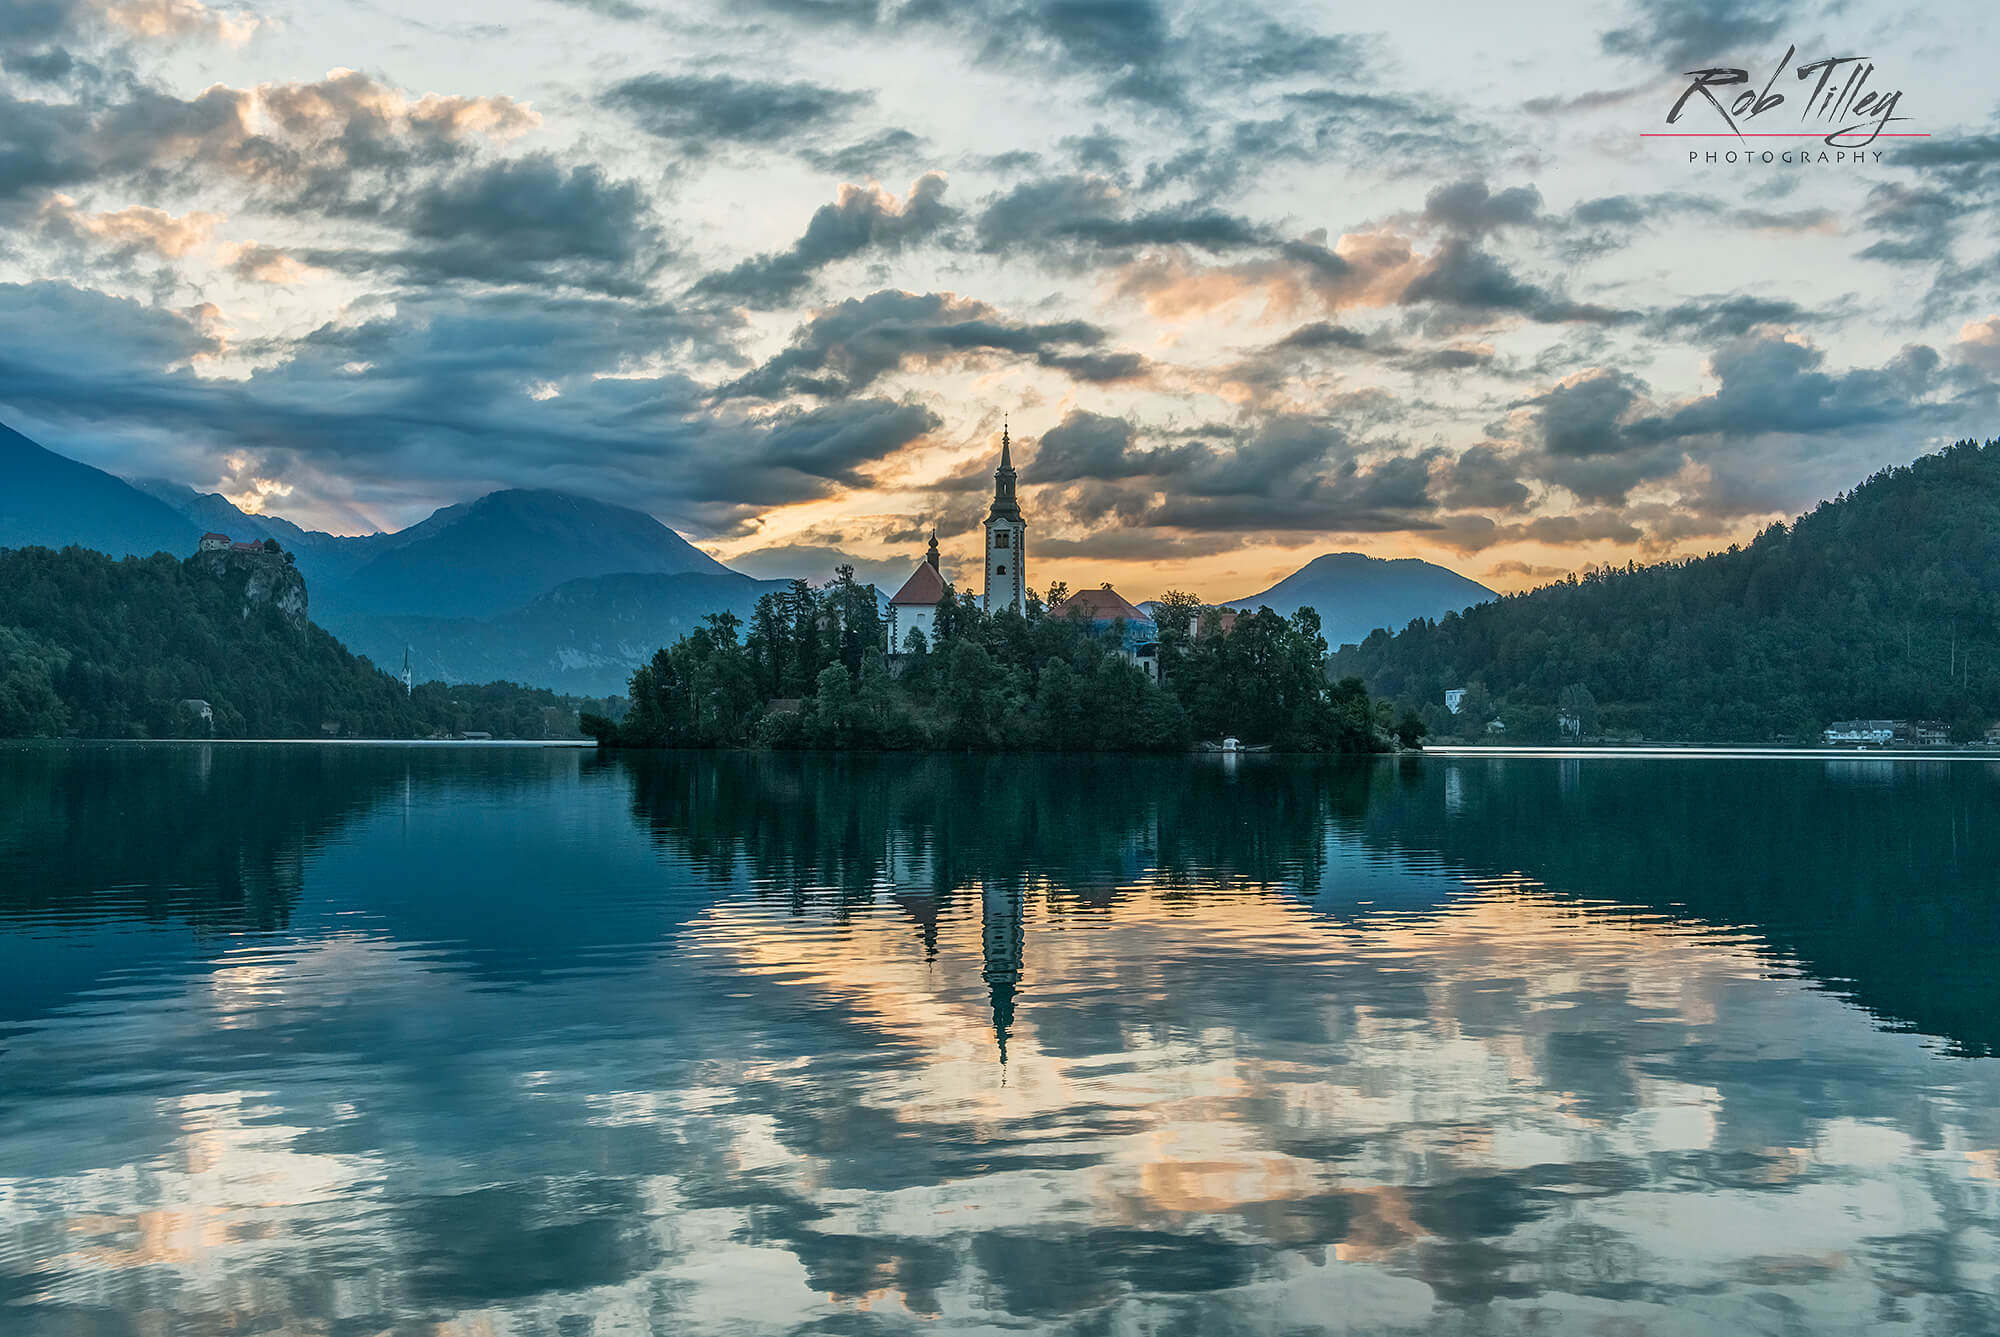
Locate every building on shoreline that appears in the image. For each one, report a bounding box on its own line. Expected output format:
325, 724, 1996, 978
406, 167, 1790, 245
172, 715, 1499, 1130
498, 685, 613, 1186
1821, 719, 1953, 746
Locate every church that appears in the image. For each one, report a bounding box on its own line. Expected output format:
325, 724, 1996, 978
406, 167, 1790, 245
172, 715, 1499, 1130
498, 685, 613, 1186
886, 425, 1027, 652
885, 426, 1158, 677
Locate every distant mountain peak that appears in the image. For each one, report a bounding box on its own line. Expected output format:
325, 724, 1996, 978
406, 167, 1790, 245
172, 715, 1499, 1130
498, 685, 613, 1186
324, 484, 730, 619
1223, 551, 1495, 649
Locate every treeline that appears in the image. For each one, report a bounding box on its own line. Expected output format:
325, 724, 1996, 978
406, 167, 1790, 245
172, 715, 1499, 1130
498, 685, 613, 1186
588, 567, 1400, 752
0, 545, 610, 739
1331, 438, 2000, 742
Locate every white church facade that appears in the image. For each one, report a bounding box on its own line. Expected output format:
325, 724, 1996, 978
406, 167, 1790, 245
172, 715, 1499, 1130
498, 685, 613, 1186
887, 427, 1027, 651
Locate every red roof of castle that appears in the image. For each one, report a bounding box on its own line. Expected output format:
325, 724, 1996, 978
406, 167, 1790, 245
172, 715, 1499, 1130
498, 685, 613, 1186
201, 532, 229, 542
1052, 584, 1146, 623
889, 561, 948, 607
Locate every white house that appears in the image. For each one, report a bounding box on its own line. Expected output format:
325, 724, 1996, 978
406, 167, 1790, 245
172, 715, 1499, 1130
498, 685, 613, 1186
1823, 720, 1897, 745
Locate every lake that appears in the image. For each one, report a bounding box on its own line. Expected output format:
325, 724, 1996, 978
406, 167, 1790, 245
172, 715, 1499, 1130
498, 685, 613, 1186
2, 745, 1997, 1335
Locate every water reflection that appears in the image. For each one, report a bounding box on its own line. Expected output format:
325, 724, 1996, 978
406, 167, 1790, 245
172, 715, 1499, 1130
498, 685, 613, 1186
0, 746, 1995, 1334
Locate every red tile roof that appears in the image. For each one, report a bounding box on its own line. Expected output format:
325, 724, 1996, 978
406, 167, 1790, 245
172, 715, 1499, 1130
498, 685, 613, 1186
1052, 584, 1145, 623
889, 561, 948, 606
201, 532, 230, 542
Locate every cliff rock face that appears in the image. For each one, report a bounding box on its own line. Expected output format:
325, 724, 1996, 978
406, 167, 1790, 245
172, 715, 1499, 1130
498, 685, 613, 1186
187, 549, 309, 629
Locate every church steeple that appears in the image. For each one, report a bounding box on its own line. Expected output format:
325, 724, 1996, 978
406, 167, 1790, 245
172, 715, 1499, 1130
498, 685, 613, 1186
926, 529, 940, 570
982, 421, 1026, 614
987, 420, 1022, 523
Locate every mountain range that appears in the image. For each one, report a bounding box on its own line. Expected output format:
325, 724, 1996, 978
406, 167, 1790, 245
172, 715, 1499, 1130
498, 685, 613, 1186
4, 420, 1500, 695
1221, 553, 1496, 648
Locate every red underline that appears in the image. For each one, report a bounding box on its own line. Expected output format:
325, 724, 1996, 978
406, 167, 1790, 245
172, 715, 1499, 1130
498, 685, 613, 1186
1641, 132, 1930, 138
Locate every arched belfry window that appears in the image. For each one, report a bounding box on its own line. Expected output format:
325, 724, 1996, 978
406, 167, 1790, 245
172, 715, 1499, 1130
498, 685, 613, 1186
994, 530, 1009, 549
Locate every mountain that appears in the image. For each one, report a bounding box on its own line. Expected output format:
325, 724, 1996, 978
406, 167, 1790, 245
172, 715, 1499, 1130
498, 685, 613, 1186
128, 476, 744, 630
1222, 553, 1496, 648
322, 570, 790, 697
1, 422, 198, 558
327, 488, 732, 619
1330, 438, 2000, 742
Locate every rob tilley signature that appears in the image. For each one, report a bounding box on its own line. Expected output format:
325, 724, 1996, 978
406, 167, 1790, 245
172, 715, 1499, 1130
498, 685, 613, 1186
1667, 45, 1910, 146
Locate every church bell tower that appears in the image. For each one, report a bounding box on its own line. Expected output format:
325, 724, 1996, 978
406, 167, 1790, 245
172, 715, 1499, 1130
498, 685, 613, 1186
983, 422, 1026, 615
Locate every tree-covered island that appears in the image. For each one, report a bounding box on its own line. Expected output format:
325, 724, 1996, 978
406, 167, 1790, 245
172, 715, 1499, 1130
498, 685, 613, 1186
585, 571, 1406, 753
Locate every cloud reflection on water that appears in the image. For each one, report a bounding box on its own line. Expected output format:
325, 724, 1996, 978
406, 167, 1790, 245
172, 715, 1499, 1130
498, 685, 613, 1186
0, 747, 1995, 1334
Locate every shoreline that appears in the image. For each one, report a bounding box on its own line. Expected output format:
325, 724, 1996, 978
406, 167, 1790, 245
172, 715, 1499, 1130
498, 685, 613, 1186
3, 739, 1995, 759
0, 737, 600, 748
1422, 744, 2000, 760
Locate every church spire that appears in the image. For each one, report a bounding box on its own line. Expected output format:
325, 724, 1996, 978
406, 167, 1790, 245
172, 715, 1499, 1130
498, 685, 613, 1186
987, 421, 1021, 522
982, 418, 1025, 615
926, 529, 940, 570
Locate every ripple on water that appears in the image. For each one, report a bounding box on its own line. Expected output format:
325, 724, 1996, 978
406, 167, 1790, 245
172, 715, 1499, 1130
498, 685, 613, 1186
0, 749, 1997, 1334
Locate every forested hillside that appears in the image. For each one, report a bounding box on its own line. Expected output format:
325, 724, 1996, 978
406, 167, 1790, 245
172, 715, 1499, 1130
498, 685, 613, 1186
0, 546, 609, 739
1331, 439, 2000, 742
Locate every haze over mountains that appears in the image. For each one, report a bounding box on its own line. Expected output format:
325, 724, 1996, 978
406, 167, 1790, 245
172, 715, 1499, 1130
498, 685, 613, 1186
1223, 553, 1496, 649
4, 421, 1497, 695
337, 573, 790, 695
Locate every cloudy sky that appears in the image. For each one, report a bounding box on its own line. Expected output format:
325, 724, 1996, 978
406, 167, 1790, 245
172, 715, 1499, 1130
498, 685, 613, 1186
3, 0, 1997, 596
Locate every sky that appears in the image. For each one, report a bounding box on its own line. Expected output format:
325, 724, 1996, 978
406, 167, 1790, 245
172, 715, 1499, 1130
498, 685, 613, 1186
2, 0, 1998, 599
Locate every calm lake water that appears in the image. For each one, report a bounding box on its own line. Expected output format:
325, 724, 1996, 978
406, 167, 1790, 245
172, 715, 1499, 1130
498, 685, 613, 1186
2, 746, 1998, 1335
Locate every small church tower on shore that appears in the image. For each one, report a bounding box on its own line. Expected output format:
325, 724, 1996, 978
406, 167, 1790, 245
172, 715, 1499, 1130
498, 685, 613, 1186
983, 423, 1026, 615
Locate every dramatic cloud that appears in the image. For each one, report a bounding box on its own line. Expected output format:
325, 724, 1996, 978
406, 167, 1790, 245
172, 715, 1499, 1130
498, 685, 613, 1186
1030, 409, 1194, 482
694, 173, 956, 306
1, 0, 1992, 584
602, 73, 868, 147
1599, 0, 1795, 70
1402, 240, 1633, 328
719, 289, 1146, 399
3, 0, 262, 48
0, 68, 539, 217
1422, 179, 1544, 235
36, 194, 221, 257
974, 173, 1268, 263
340, 156, 665, 291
